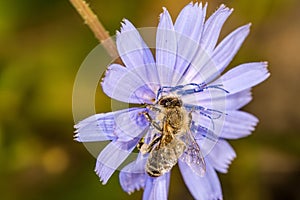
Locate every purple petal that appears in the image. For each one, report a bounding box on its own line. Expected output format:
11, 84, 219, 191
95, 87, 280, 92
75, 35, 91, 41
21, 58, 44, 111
222, 89, 252, 110
172, 2, 207, 84
116, 20, 159, 88
220, 110, 259, 139
179, 160, 222, 200
114, 109, 149, 142
182, 88, 252, 111
214, 62, 270, 94
95, 139, 139, 184
74, 113, 117, 142
207, 139, 236, 173
172, 3, 232, 83
174, 2, 206, 43
119, 154, 147, 194
102, 64, 156, 104
156, 8, 177, 85
201, 4, 233, 53
117, 19, 155, 67
143, 173, 170, 200
74, 108, 148, 142
191, 24, 251, 84
191, 109, 258, 141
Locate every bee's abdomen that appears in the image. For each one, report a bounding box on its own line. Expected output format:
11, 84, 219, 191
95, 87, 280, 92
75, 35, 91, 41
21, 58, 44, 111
146, 139, 185, 177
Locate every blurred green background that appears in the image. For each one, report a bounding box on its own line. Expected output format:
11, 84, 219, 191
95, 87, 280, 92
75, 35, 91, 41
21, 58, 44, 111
0, 0, 299, 199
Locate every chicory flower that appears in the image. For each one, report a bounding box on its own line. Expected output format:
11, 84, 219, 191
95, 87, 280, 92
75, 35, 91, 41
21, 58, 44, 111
75, 2, 269, 199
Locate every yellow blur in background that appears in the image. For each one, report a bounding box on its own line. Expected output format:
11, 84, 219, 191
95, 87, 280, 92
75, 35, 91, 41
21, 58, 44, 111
0, 0, 299, 199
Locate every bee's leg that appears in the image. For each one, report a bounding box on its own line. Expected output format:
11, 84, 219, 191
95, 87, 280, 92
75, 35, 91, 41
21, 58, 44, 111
147, 104, 161, 113
147, 134, 162, 151
142, 111, 162, 132
137, 135, 162, 155
137, 137, 145, 151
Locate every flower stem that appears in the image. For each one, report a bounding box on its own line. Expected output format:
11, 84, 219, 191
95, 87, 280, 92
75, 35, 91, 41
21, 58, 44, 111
70, 0, 122, 64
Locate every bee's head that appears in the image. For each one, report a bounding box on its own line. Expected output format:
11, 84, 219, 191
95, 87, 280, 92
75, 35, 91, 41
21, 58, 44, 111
158, 97, 182, 108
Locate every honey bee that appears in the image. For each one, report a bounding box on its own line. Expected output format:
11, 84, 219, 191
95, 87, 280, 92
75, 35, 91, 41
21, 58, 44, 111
139, 96, 206, 177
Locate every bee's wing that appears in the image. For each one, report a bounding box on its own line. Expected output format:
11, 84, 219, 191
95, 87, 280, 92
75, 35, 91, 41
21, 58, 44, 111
179, 130, 206, 177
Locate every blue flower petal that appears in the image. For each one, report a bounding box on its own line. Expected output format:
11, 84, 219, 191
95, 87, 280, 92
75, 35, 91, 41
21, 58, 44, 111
221, 89, 252, 110
143, 173, 170, 200
174, 2, 206, 43
116, 20, 159, 89
74, 108, 148, 142
119, 154, 147, 194
220, 110, 259, 139
190, 24, 251, 84
172, 2, 207, 84
207, 139, 236, 173
191, 109, 258, 140
179, 160, 222, 200
114, 108, 149, 142
117, 19, 155, 68
156, 8, 177, 85
181, 88, 252, 112
102, 64, 156, 104
201, 4, 233, 53
74, 113, 117, 142
95, 139, 139, 184
214, 62, 270, 94
207, 24, 251, 82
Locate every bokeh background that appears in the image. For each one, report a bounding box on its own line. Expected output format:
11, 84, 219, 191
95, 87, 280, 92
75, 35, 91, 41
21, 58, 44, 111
1, 0, 299, 199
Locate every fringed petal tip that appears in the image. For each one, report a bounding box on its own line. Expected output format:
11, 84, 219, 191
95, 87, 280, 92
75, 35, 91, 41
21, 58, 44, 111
159, 7, 170, 21
186, 1, 202, 7
123, 181, 145, 195
262, 61, 271, 76
127, 187, 143, 195
73, 133, 80, 142
219, 3, 233, 12
95, 164, 110, 185
215, 145, 237, 174
119, 18, 135, 33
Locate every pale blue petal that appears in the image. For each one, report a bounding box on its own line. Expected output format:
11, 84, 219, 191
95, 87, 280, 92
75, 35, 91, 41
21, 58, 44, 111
213, 62, 270, 94
119, 154, 147, 194
114, 108, 149, 142
191, 109, 258, 140
102, 64, 155, 104
116, 20, 159, 88
156, 8, 177, 85
174, 2, 206, 43
181, 88, 252, 111
74, 108, 148, 142
74, 113, 117, 142
117, 19, 155, 67
143, 173, 170, 200
179, 160, 222, 200
207, 139, 236, 173
220, 110, 259, 139
191, 24, 251, 84
95, 139, 139, 184
222, 89, 252, 110
172, 2, 207, 84
201, 4, 233, 53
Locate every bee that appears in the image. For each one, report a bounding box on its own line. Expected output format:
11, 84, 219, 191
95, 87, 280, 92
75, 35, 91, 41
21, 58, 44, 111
139, 96, 206, 177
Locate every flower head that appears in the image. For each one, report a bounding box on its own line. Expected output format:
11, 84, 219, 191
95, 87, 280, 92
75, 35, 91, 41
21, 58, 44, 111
74, 2, 270, 200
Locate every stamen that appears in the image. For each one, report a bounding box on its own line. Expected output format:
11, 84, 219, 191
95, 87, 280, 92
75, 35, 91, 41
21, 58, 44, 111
156, 82, 229, 100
